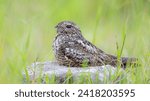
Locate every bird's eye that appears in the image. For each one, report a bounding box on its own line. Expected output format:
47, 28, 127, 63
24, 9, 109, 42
66, 25, 72, 28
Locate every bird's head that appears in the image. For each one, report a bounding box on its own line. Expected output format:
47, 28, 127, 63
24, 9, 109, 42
55, 21, 81, 35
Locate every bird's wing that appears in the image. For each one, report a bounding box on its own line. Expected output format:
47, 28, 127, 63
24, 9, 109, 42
59, 39, 97, 66
74, 39, 118, 66
62, 39, 111, 66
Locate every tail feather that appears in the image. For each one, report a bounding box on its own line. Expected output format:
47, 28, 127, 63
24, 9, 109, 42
121, 57, 138, 68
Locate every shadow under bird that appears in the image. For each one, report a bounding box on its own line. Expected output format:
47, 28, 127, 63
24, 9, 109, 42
53, 21, 137, 68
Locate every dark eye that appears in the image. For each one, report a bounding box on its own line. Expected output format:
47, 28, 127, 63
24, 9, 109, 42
66, 25, 72, 28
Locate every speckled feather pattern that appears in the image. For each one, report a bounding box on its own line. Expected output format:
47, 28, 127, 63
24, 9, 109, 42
53, 21, 137, 68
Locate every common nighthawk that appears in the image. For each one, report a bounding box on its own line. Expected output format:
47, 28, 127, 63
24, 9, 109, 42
53, 21, 137, 68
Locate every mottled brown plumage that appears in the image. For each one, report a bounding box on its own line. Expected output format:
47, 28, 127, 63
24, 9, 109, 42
53, 21, 137, 68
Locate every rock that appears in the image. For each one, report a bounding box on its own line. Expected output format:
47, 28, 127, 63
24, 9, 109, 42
23, 61, 121, 84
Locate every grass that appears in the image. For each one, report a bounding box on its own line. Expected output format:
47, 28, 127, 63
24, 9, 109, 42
0, 0, 150, 83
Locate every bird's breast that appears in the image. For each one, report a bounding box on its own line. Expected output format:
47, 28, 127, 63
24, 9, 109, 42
53, 35, 73, 53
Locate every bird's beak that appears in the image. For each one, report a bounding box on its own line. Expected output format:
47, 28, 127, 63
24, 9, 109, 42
55, 25, 58, 28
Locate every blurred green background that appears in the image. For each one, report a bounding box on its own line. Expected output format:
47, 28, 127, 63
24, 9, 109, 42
0, 0, 150, 83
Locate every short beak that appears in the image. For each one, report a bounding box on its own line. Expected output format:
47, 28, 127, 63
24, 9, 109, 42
55, 25, 58, 28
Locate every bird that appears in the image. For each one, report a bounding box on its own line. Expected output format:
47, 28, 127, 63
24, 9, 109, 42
52, 21, 137, 68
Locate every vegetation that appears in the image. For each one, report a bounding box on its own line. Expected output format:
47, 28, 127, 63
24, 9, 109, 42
0, 0, 150, 83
